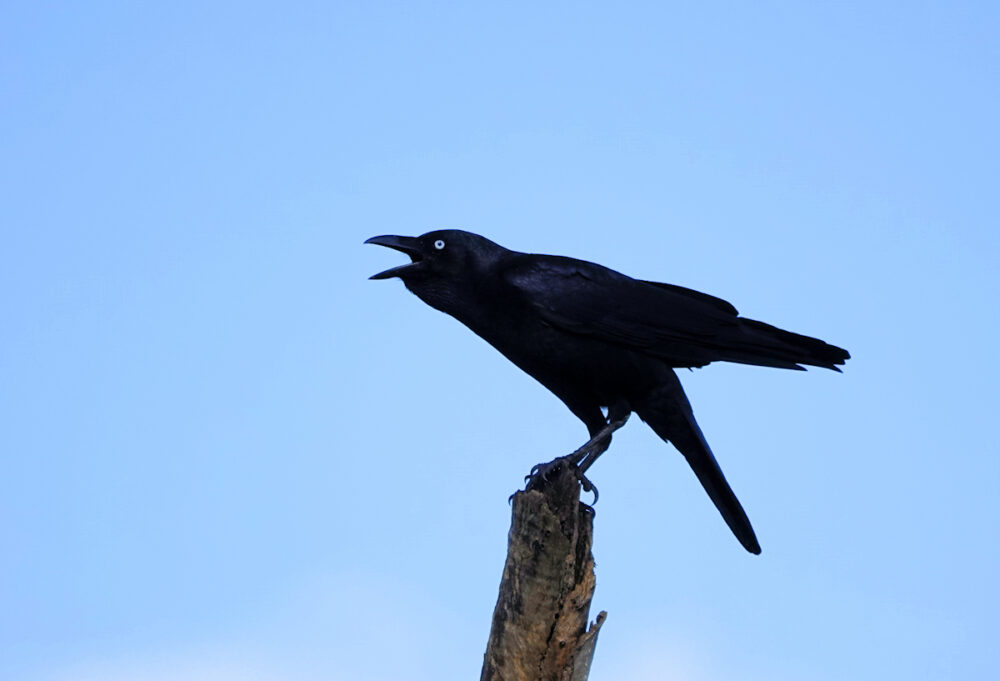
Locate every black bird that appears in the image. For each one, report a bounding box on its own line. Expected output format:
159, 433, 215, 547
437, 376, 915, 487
365, 230, 849, 554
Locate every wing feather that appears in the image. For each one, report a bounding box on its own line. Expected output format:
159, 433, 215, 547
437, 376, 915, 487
501, 255, 739, 366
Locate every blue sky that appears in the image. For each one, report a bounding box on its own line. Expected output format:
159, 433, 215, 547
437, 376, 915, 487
2, 2, 998, 679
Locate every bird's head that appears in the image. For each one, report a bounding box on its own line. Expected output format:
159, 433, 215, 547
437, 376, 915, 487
365, 229, 509, 315
365, 229, 506, 282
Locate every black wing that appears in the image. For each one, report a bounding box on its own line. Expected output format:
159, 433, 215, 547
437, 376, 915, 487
501, 255, 742, 368
501, 254, 848, 371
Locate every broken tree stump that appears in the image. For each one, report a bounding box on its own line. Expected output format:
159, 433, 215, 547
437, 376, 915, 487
481, 464, 607, 681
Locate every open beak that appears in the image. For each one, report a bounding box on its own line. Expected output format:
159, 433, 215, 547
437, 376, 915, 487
364, 235, 425, 280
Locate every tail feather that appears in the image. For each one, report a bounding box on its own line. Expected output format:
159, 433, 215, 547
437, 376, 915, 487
638, 372, 761, 554
715, 318, 850, 372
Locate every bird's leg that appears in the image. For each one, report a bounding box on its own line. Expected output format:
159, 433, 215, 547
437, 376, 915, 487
525, 402, 631, 503
575, 408, 631, 473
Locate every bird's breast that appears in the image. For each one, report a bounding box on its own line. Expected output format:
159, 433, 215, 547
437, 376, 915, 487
461, 306, 663, 407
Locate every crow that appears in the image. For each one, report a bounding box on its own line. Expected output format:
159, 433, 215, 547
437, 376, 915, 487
365, 230, 849, 554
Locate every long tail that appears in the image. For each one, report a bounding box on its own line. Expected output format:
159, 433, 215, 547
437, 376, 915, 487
637, 372, 761, 554
713, 318, 850, 372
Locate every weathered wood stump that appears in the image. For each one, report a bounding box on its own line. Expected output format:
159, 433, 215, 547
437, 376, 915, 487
481, 464, 606, 681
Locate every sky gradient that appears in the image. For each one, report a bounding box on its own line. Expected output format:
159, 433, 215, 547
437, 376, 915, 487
2, 2, 998, 680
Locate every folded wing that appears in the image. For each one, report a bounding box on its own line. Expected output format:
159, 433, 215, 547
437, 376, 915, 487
502, 255, 848, 371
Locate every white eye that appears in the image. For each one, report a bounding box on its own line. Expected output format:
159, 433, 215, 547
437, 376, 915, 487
434, 239, 446, 250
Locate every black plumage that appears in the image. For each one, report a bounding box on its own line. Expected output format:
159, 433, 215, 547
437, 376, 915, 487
366, 230, 849, 554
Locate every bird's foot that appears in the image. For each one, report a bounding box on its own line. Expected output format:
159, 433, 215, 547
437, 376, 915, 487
524, 455, 599, 504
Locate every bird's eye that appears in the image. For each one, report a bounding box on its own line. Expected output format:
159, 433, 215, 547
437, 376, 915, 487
434, 239, 446, 250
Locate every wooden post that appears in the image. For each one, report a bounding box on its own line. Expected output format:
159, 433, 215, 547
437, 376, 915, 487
481, 464, 606, 681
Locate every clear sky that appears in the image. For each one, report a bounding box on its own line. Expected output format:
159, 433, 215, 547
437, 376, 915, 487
2, 2, 998, 680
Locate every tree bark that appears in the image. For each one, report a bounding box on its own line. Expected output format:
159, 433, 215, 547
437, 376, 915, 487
481, 465, 606, 681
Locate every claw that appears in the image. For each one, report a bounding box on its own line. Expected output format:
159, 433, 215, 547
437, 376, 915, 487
524, 456, 570, 492
522, 455, 600, 504
576, 470, 599, 504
